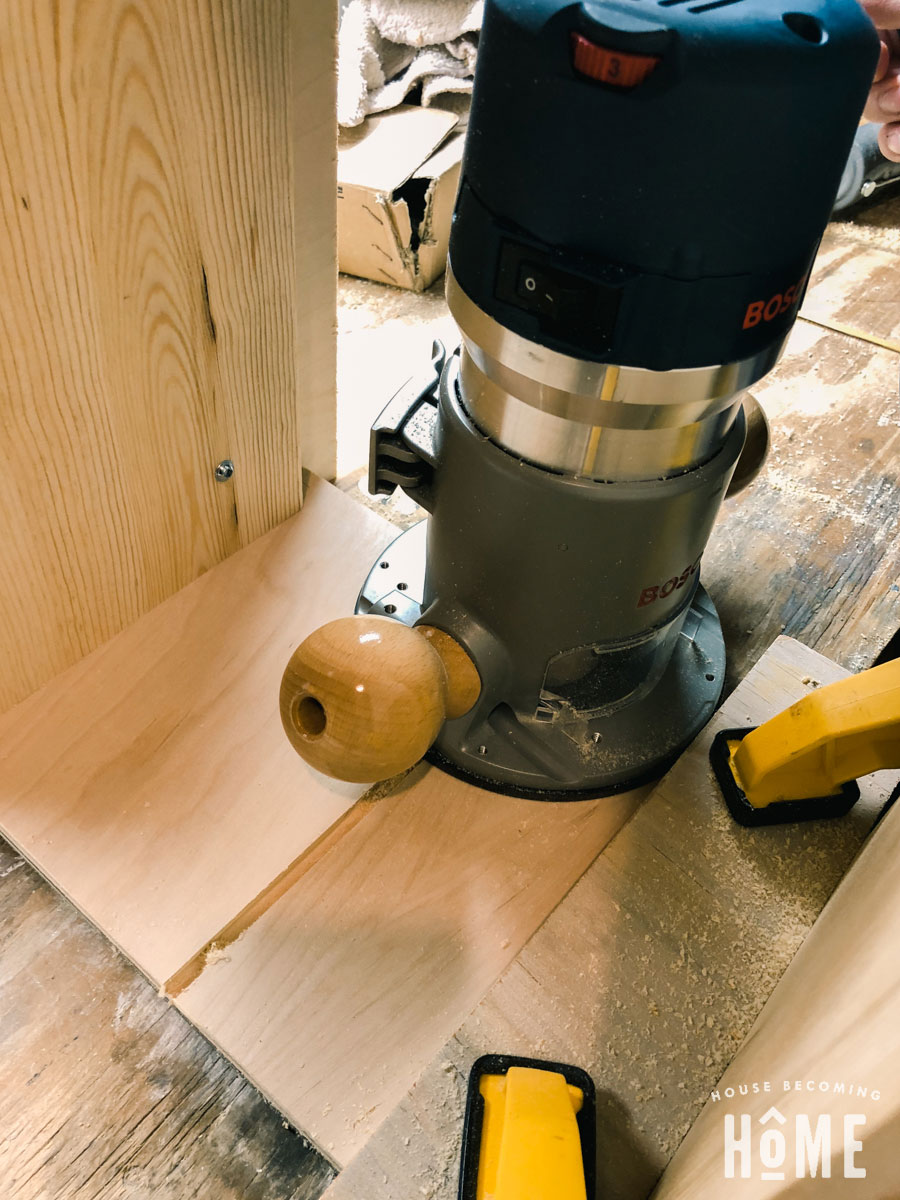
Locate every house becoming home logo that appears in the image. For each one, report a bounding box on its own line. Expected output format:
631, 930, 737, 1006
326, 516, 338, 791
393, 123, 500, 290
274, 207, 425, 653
711, 1081, 879, 1181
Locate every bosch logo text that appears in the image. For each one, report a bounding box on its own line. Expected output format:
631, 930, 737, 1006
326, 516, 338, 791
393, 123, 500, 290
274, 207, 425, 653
742, 270, 810, 330
638, 556, 701, 608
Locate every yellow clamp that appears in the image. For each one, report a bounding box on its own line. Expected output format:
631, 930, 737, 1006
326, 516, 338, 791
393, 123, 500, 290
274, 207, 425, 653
476, 1067, 587, 1200
728, 657, 900, 809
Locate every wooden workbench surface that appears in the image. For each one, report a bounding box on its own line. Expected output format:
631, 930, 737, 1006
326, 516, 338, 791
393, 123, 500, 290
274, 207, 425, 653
2, 192, 900, 1198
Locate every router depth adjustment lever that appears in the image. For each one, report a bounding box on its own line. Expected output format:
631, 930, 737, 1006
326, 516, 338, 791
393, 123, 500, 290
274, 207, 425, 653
280, 0, 879, 798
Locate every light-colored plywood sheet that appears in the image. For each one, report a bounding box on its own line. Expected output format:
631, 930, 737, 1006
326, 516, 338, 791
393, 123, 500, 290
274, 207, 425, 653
0, 478, 394, 987
0, 0, 335, 714
654, 787, 900, 1197
175, 770, 646, 1164
321, 638, 899, 1199
293, 0, 339, 482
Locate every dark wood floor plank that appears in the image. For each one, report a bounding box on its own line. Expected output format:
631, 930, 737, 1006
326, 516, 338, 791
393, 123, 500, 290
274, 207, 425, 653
708, 320, 900, 694
0, 838, 335, 1200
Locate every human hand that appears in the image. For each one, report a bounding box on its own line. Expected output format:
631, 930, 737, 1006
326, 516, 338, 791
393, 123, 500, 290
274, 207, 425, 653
861, 0, 900, 161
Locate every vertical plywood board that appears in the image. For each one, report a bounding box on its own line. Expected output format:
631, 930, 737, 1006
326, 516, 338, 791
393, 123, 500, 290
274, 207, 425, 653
292, 0, 339, 481
0, 0, 336, 714
321, 638, 899, 1199
0, 479, 394, 987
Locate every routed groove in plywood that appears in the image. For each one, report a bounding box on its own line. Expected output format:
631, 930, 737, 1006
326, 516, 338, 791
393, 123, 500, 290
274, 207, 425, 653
0, 0, 334, 713
175, 771, 646, 1164
165, 795, 382, 998
0, 478, 395, 988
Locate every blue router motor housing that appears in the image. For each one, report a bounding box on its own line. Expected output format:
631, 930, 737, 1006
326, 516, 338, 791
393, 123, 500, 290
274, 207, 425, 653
450, 0, 879, 370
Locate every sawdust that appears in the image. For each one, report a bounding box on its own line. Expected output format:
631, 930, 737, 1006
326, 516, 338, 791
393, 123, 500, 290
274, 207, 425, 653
828, 218, 900, 253
321, 659, 898, 1199
763, 466, 892, 533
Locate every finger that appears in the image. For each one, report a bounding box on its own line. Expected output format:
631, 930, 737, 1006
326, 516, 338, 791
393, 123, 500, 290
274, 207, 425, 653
874, 38, 890, 82
864, 73, 900, 120
879, 120, 900, 160
882, 27, 900, 61
860, 0, 900, 31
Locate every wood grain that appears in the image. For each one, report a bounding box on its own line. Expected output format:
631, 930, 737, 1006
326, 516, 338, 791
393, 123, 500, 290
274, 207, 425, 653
1, 188, 896, 1194
175, 768, 646, 1163
320, 638, 900, 1200
292, 0, 338, 482
802, 219, 900, 347
708, 321, 900, 693
0, 0, 335, 714
0, 478, 394, 987
654, 786, 900, 1196
279, 618, 481, 782
0, 837, 335, 1200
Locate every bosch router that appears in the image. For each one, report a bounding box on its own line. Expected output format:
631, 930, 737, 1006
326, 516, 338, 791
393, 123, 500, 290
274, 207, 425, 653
279, 0, 879, 797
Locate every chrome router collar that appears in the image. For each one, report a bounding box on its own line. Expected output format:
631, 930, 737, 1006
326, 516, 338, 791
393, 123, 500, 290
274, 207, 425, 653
446, 264, 789, 425
457, 350, 743, 480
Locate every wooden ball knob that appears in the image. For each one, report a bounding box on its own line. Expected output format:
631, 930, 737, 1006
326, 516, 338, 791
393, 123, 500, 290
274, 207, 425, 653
280, 615, 480, 783
726, 395, 770, 497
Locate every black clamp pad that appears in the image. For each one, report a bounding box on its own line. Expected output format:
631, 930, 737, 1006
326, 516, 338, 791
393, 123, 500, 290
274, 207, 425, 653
710, 727, 860, 827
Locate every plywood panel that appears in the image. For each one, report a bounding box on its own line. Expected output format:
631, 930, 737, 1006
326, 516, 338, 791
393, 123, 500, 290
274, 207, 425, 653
293, 0, 339, 482
175, 769, 645, 1163
0, 0, 335, 713
320, 638, 899, 1199
0, 478, 394, 987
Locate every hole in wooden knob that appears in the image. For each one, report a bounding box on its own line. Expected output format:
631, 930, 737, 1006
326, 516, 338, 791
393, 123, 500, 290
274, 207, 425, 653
295, 695, 327, 738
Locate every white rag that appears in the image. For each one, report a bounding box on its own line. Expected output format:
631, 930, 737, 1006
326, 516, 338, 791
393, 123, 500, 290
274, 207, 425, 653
338, 0, 483, 128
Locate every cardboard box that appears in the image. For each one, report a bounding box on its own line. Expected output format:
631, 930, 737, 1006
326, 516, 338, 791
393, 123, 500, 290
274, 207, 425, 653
337, 106, 464, 291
